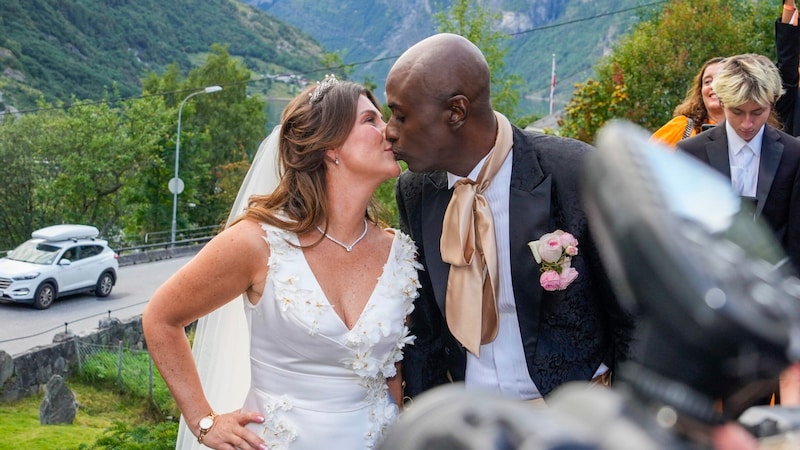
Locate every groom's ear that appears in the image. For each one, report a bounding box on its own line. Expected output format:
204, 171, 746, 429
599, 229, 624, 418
447, 95, 469, 130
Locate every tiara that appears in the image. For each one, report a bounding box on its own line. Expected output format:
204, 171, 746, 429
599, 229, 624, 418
308, 74, 339, 105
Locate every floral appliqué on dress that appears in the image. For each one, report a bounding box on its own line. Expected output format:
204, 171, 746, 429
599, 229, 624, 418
260, 224, 421, 449
259, 394, 298, 449
341, 233, 420, 447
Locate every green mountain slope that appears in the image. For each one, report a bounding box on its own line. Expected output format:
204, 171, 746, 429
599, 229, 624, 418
247, 0, 656, 115
0, 0, 325, 110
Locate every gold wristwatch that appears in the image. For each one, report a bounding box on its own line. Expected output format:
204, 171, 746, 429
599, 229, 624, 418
197, 412, 216, 444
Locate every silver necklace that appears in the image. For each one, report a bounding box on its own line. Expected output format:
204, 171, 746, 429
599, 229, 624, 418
316, 218, 368, 252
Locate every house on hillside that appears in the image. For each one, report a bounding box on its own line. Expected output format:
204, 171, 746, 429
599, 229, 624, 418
525, 112, 562, 135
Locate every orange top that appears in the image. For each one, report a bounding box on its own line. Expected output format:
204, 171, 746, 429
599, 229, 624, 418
651, 115, 717, 148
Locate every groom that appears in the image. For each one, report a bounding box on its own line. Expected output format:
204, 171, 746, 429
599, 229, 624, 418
386, 33, 635, 400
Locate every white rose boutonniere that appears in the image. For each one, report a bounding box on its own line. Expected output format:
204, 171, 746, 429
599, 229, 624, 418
528, 230, 579, 291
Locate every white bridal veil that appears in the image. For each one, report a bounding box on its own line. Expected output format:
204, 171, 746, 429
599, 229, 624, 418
175, 126, 282, 450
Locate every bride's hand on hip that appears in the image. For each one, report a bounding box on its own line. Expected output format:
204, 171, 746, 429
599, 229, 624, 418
200, 410, 267, 450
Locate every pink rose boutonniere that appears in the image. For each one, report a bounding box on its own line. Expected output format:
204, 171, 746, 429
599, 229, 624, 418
528, 230, 579, 291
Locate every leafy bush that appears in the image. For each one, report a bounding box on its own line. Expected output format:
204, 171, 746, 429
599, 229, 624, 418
560, 0, 775, 143
73, 421, 177, 450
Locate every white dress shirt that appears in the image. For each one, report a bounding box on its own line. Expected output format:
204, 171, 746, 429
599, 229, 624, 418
725, 121, 763, 198
447, 147, 608, 400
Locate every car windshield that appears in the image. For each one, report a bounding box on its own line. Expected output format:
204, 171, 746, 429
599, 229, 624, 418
7, 241, 60, 265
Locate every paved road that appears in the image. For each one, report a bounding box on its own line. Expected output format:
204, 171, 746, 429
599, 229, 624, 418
0, 255, 194, 356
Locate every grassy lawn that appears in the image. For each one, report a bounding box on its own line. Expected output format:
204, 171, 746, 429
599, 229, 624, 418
0, 344, 180, 450
0, 336, 186, 449
0, 380, 170, 449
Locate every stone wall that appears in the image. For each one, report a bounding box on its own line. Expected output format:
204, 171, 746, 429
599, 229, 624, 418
0, 245, 205, 403
0, 315, 146, 402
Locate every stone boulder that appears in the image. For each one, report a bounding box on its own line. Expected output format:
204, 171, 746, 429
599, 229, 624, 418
98, 317, 121, 329
39, 375, 76, 425
0, 350, 12, 388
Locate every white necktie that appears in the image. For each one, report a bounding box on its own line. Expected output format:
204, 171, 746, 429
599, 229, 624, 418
735, 145, 755, 195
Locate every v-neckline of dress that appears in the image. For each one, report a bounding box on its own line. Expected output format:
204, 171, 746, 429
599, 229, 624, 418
297, 230, 398, 332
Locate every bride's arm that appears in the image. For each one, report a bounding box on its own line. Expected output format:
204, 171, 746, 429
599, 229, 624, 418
143, 219, 269, 449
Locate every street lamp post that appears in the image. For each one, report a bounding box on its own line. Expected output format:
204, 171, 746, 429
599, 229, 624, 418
170, 85, 223, 247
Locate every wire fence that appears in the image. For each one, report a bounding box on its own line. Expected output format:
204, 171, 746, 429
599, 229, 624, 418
74, 339, 177, 418
75, 340, 157, 401
82, 340, 182, 420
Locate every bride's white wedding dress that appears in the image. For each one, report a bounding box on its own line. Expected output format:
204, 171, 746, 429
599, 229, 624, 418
174, 128, 420, 450
241, 223, 419, 449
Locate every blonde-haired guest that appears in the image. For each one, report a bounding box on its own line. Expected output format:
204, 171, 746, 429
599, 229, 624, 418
678, 52, 798, 267
677, 53, 800, 407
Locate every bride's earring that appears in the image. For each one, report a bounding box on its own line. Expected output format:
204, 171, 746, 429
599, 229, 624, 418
334, 156, 340, 166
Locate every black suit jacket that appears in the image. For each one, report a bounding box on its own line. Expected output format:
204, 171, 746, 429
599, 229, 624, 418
677, 124, 800, 268
776, 19, 800, 137
396, 126, 634, 398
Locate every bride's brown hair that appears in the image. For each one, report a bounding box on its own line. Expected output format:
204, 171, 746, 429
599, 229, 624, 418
233, 80, 381, 234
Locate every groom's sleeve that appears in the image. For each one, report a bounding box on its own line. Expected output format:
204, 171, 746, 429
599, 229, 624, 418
396, 173, 452, 398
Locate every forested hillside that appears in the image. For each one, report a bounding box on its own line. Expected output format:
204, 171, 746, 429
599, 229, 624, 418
0, 0, 325, 111
247, 0, 654, 115
0, 0, 656, 116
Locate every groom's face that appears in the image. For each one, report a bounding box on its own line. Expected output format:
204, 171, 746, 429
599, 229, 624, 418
385, 69, 452, 173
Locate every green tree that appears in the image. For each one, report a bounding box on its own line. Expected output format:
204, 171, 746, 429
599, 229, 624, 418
320, 51, 355, 80
0, 44, 268, 250
0, 94, 171, 250
115, 95, 180, 242
142, 45, 267, 235
434, 0, 525, 122
560, 0, 774, 143
42, 98, 168, 235
185, 45, 267, 229
0, 109, 53, 248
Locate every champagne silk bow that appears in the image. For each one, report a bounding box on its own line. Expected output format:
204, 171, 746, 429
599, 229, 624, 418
440, 112, 514, 356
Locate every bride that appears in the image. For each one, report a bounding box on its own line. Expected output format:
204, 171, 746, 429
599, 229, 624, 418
143, 75, 420, 450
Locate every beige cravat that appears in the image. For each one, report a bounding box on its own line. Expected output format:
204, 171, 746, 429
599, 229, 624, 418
440, 111, 514, 356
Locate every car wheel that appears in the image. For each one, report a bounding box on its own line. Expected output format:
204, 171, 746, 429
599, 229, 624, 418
33, 283, 56, 309
95, 272, 114, 297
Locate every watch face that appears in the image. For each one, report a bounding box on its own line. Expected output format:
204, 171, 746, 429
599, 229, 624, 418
199, 416, 214, 429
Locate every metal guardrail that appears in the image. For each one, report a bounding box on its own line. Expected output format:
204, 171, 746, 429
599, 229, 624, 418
1, 225, 221, 258
115, 235, 215, 255
141, 224, 219, 245
115, 224, 220, 255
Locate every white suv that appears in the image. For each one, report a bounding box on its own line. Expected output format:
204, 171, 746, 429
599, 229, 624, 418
0, 224, 119, 309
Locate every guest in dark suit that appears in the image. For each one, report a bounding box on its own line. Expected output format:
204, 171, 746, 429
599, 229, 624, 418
677, 53, 800, 271
776, 0, 800, 137
678, 53, 800, 407
385, 33, 634, 401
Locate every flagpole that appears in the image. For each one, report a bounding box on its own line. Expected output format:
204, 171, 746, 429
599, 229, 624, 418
549, 53, 556, 116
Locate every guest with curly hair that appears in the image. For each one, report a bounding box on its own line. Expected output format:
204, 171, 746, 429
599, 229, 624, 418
651, 57, 726, 147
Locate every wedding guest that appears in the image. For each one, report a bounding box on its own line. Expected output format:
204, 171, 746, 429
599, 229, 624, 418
677, 53, 800, 408
651, 57, 726, 147
677, 53, 800, 269
776, 0, 800, 136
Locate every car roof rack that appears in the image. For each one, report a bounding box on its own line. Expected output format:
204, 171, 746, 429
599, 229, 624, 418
31, 224, 100, 242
